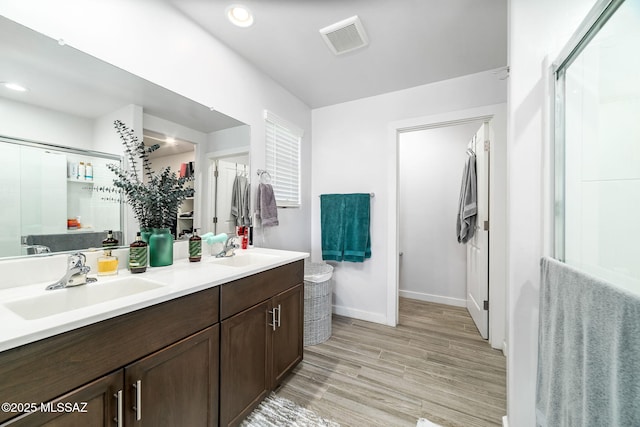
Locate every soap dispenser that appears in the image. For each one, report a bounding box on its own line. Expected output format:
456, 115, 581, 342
189, 229, 202, 262
129, 231, 148, 273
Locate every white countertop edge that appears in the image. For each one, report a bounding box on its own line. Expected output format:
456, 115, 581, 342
0, 248, 309, 353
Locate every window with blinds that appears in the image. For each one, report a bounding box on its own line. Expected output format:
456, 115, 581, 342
264, 111, 303, 207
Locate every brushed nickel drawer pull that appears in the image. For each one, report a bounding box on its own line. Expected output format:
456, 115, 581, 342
268, 308, 277, 331
132, 380, 142, 421
276, 304, 281, 327
114, 390, 123, 427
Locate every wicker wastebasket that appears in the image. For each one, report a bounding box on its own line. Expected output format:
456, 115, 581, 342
303, 262, 334, 346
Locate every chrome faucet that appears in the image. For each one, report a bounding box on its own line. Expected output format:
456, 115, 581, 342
215, 236, 239, 258
46, 252, 97, 290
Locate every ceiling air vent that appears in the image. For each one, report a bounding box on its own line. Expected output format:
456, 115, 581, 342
320, 15, 369, 55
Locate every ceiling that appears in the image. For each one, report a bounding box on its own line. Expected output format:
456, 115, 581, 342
170, 0, 508, 109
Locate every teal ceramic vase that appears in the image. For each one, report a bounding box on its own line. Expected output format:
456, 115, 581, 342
140, 228, 152, 244
148, 227, 173, 267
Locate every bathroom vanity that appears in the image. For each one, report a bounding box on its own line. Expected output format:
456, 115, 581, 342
0, 248, 307, 427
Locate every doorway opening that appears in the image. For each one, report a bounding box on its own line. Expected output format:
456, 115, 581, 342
398, 121, 489, 337
208, 153, 250, 235
388, 104, 507, 350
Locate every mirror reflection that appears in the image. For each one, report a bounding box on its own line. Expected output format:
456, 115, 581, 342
0, 135, 122, 257
0, 15, 249, 259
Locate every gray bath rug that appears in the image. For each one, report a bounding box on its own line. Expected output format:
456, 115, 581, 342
242, 393, 340, 427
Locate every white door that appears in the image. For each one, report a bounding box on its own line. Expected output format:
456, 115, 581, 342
466, 122, 490, 339
212, 160, 240, 235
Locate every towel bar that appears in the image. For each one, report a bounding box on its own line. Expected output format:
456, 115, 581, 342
319, 193, 374, 198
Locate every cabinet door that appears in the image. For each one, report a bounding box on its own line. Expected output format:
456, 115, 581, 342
271, 283, 304, 388
220, 300, 270, 427
125, 325, 219, 427
1, 370, 122, 427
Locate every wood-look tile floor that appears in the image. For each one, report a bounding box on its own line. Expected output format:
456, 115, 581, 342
275, 298, 506, 427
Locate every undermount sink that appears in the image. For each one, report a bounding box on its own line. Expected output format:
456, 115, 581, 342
4, 277, 166, 321
208, 253, 278, 268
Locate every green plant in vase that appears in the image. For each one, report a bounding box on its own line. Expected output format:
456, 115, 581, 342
106, 120, 194, 266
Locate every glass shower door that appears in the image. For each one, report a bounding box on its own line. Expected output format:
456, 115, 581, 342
555, 0, 640, 293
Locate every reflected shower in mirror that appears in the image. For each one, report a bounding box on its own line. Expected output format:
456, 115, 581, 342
0, 136, 123, 258
0, 14, 250, 259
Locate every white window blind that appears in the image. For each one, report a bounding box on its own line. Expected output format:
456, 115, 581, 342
264, 111, 303, 207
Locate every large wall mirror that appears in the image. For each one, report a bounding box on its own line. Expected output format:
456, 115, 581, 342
0, 15, 250, 259
553, 0, 640, 293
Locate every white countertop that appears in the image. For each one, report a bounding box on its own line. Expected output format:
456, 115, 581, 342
0, 247, 308, 353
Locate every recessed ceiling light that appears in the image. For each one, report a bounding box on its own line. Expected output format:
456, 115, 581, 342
226, 4, 254, 28
2, 82, 28, 92
165, 137, 176, 144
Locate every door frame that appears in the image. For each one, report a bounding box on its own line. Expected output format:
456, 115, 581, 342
387, 103, 507, 351
205, 147, 250, 235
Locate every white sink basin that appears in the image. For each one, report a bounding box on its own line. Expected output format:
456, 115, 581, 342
208, 253, 279, 268
4, 277, 166, 320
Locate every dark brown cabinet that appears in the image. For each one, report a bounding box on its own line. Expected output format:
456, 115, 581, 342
220, 301, 271, 427
125, 325, 219, 426
271, 283, 304, 388
0, 287, 219, 426
0, 259, 304, 427
2, 326, 219, 427
219, 261, 304, 427
2, 371, 123, 427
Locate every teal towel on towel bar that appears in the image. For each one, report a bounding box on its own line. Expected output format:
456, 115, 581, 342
320, 193, 371, 262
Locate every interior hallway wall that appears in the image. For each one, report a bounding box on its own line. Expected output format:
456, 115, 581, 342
311, 70, 506, 325
398, 123, 481, 306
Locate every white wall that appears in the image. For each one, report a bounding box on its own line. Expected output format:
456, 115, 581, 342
0, 98, 93, 148
507, 0, 597, 425
0, 0, 312, 253
150, 151, 194, 176
93, 104, 141, 242
312, 70, 506, 325
143, 113, 208, 146
398, 123, 480, 306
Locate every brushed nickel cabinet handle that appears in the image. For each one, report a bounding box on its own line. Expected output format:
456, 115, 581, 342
268, 308, 277, 331
113, 390, 123, 427
132, 380, 142, 421
276, 304, 281, 327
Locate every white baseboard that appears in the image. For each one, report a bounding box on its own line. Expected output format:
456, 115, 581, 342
502, 340, 508, 357
399, 290, 466, 307
502, 415, 508, 427
332, 304, 388, 325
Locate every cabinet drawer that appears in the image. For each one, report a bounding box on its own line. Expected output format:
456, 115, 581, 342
0, 286, 219, 424
219, 260, 304, 320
